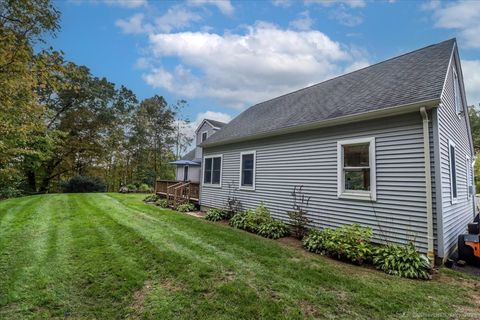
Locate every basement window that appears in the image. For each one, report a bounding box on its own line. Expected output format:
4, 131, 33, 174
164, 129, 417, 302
449, 140, 457, 203
337, 137, 376, 201
239, 151, 256, 190
203, 155, 222, 187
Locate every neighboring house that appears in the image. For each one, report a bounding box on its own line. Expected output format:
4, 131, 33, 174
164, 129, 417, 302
170, 119, 226, 183
199, 39, 476, 262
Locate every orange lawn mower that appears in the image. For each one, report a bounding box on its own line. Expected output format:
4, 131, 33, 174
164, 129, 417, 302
458, 215, 480, 265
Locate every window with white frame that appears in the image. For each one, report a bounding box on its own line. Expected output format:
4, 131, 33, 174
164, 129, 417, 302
201, 131, 208, 142
337, 137, 376, 201
449, 140, 457, 203
453, 68, 463, 115
203, 155, 222, 186
466, 156, 473, 199
240, 151, 256, 189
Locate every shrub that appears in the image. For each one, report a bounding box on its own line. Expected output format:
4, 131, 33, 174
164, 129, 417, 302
155, 199, 169, 208
302, 224, 373, 265
372, 242, 432, 280
229, 211, 250, 230
205, 208, 232, 221
288, 185, 312, 239
143, 194, 159, 202
257, 220, 290, 239
61, 176, 107, 193
176, 202, 195, 212
138, 183, 152, 192
126, 183, 137, 192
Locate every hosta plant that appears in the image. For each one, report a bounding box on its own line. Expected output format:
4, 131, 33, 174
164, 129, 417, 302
205, 208, 232, 221
257, 220, 290, 239
372, 242, 432, 280
176, 203, 195, 212
155, 199, 169, 208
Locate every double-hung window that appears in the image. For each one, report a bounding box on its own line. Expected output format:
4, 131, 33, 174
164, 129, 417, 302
239, 151, 256, 190
203, 155, 222, 186
201, 131, 208, 143
466, 156, 473, 200
337, 137, 376, 201
449, 140, 457, 203
453, 68, 463, 115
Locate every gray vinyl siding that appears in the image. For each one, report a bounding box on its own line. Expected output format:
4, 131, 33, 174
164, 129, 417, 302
437, 54, 475, 257
195, 122, 217, 159
201, 112, 433, 252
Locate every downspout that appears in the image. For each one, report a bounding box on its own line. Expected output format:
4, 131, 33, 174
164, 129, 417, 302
420, 107, 435, 264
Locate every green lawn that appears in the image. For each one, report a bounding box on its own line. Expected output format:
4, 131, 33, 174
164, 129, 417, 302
0, 193, 478, 319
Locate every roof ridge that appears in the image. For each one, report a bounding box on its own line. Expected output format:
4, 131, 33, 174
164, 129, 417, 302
243, 38, 456, 112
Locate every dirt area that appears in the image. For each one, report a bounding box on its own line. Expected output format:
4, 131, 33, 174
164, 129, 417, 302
186, 211, 206, 218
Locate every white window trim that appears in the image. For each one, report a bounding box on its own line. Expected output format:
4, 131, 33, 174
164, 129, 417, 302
449, 140, 458, 204
466, 155, 472, 200
453, 68, 462, 117
202, 154, 223, 188
337, 137, 376, 201
239, 150, 256, 191
201, 131, 209, 143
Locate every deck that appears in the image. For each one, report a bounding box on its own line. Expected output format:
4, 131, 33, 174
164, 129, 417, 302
155, 180, 200, 205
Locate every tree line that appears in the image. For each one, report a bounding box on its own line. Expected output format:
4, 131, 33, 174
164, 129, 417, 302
0, 0, 191, 198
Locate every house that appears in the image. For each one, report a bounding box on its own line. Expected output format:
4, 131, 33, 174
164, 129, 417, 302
198, 39, 476, 262
170, 119, 227, 183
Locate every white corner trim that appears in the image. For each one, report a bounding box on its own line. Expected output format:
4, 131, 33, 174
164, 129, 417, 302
239, 150, 256, 190
337, 137, 376, 201
202, 154, 223, 188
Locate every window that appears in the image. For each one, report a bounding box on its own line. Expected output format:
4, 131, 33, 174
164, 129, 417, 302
183, 166, 189, 181
337, 137, 376, 201
240, 151, 256, 190
203, 155, 222, 186
449, 140, 457, 203
466, 156, 473, 199
453, 68, 463, 115
201, 131, 208, 142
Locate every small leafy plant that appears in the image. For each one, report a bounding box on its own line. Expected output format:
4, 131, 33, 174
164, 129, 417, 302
302, 224, 373, 265
372, 242, 432, 280
155, 199, 169, 208
143, 194, 159, 202
288, 185, 312, 239
176, 202, 195, 212
205, 208, 232, 221
257, 220, 289, 239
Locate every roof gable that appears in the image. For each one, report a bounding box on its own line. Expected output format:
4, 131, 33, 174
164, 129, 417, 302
204, 39, 456, 147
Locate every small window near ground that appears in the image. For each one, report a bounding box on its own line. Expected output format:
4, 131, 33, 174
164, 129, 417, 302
466, 156, 473, 199
203, 155, 222, 186
453, 68, 463, 115
240, 151, 256, 189
449, 140, 457, 203
337, 137, 376, 201
201, 131, 208, 142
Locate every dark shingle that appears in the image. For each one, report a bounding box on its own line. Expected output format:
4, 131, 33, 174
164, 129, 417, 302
203, 39, 455, 146
205, 119, 227, 128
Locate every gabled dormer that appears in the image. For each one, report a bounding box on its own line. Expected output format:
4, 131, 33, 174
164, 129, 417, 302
194, 119, 226, 159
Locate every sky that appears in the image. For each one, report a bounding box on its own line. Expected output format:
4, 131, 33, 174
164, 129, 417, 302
46, 0, 480, 132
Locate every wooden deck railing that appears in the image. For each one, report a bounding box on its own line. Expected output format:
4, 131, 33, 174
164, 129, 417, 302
155, 180, 200, 205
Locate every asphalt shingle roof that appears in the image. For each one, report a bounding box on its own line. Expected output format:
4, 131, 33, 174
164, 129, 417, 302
203, 39, 455, 146
205, 119, 227, 128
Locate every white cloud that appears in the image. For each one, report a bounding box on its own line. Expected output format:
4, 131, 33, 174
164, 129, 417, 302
142, 22, 363, 109
461, 59, 480, 105
187, 0, 235, 16
289, 11, 313, 31
116, 13, 145, 34
272, 0, 293, 7
305, 0, 366, 9
425, 1, 480, 48
344, 59, 369, 73
102, 0, 147, 8
329, 9, 362, 26
155, 6, 202, 33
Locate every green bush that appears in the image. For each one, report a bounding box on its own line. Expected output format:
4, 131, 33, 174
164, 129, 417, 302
230, 203, 288, 239
155, 199, 169, 208
126, 183, 137, 192
205, 208, 232, 221
143, 194, 159, 202
138, 183, 152, 192
176, 203, 195, 212
372, 242, 432, 280
257, 220, 290, 239
302, 224, 373, 265
60, 176, 107, 193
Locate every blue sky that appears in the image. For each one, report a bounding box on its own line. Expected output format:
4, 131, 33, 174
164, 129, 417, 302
46, 0, 480, 128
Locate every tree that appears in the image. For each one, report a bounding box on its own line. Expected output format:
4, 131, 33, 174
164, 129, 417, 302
0, 0, 62, 197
